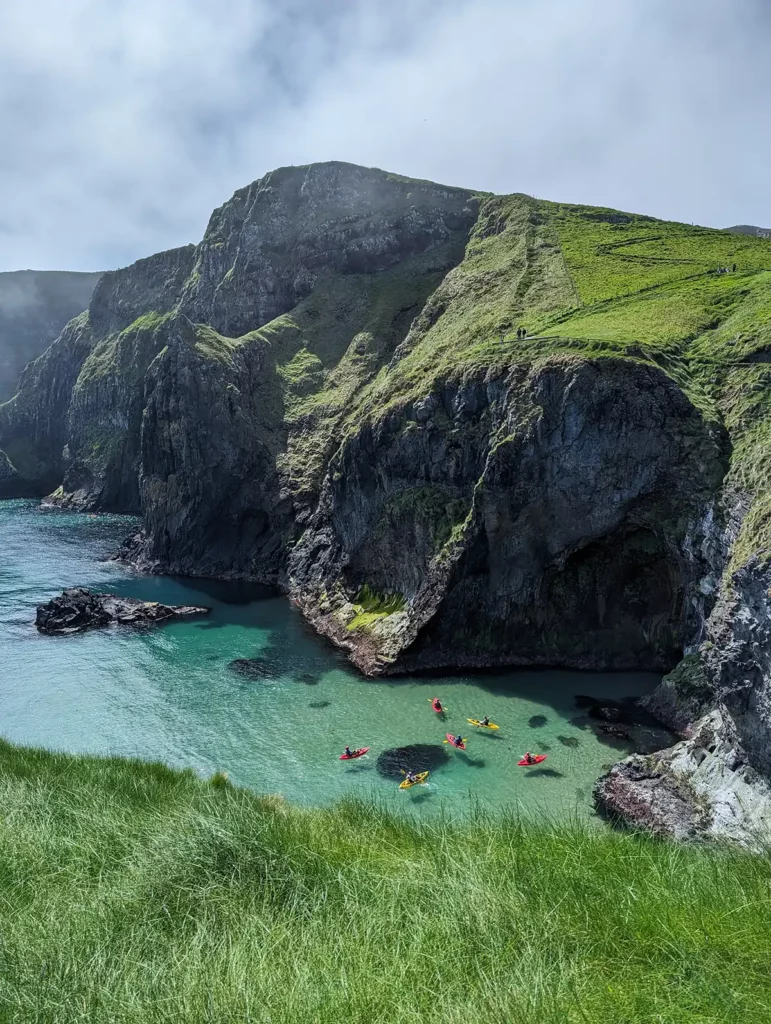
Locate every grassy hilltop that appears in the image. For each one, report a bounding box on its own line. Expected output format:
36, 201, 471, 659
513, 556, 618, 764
1, 740, 770, 1023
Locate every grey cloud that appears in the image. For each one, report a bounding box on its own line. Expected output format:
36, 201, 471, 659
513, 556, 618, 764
0, 0, 769, 271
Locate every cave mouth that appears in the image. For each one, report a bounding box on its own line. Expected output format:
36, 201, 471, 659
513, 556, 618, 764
400, 523, 687, 674
540, 525, 685, 672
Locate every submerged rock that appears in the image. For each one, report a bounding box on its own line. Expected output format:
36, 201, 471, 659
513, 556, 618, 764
227, 658, 276, 679
36, 587, 208, 634
376, 744, 451, 780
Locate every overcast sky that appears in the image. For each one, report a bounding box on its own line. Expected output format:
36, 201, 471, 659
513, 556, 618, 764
1, 0, 769, 272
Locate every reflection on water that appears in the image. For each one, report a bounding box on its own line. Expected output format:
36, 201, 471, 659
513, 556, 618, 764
0, 499, 669, 819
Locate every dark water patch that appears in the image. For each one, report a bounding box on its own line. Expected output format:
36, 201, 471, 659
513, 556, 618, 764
529, 715, 548, 728
180, 578, 276, 605
376, 744, 451, 780
537, 742, 552, 752
309, 701, 331, 709
228, 658, 280, 680
294, 672, 319, 686
572, 694, 677, 753
557, 735, 580, 748
522, 768, 565, 779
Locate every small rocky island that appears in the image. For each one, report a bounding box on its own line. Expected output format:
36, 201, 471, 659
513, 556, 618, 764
36, 587, 209, 634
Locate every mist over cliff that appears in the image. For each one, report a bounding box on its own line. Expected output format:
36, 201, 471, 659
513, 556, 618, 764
0, 270, 101, 402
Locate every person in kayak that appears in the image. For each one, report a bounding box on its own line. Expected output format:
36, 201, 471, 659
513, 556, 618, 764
523, 751, 536, 764
480, 716, 491, 727
454, 734, 464, 747
405, 770, 417, 784
433, 699, 443, 711
344, 746, 353, 758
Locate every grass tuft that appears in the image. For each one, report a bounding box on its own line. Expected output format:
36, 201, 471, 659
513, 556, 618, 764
0, 741, 769, 1021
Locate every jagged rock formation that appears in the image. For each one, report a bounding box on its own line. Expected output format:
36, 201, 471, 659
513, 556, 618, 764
595, 710, 771, 846
36, 587, 208, 633
0, 270, 101, 402
4, 160, 771, 841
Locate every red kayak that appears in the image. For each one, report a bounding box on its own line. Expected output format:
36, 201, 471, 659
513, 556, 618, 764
517, 754, 547, 766
445, 733, 466, 750
339, 747, 370, 760
431, 699, 445, 713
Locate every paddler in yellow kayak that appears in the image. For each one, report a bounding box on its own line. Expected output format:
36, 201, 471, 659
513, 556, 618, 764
480, 716, 491, 727
404, 770, 418, 785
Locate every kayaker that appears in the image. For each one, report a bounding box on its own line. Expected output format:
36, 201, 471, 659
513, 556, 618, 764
523, 751, 536, 765
405, 770, 417, 784
480, 716, 491, 727
344, 746, 353, 758
433, 698, 443, 711
454, 734, 463, 747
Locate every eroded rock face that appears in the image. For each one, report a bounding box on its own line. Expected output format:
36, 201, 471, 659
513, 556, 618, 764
595, 709, 771, 847
185, 163, 477, 337
35, 587, 209, 634
290, 358, 727, 675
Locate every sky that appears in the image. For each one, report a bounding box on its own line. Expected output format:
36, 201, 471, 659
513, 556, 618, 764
1, 0, 769, 272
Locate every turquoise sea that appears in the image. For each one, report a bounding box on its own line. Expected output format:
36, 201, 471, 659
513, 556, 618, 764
0, 499, 668, 817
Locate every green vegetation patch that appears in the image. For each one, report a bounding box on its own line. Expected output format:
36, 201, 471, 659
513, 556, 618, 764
0, 741, 770, 1022
550, 201, 771, 304
347, 584, 406, 630
77, 311, 174, 387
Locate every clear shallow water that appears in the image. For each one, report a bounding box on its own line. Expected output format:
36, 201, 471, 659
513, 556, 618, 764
0, 500, 663, 818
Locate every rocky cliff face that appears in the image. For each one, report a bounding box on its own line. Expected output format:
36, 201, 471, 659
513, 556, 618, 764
4, 161, 771, 842
290, 358, 727, 675
0, 270, 101, 403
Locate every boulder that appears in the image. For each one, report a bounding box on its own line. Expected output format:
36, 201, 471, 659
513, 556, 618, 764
36, 587, 208, 634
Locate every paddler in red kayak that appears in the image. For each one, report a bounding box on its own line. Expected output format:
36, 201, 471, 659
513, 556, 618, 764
344, 746, 354, 759
522, 751, 537, 765
432, 698, 443, 712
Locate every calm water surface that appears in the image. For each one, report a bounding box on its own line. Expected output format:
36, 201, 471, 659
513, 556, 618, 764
0, 500, 663, 818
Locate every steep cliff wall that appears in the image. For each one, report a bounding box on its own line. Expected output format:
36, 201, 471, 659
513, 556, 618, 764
289, 358, 727, 674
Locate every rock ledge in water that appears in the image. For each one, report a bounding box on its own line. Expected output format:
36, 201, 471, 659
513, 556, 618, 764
36, 587, 209, 634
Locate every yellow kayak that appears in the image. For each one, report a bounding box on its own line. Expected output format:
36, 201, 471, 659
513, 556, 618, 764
468, 718, 500, 730
399, 771, 430, 789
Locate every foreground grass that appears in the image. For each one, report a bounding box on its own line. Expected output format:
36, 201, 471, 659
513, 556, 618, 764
0, 743, 770, 1022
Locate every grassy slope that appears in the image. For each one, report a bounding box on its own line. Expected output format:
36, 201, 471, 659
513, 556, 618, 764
326, 197, 771, 565
1, 741, 771, 1024
188, 194, 771, 571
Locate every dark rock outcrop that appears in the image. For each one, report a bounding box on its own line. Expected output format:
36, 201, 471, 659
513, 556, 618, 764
290, 358, 727, 675
595, 709, 771, 846
35, 587, 208, 634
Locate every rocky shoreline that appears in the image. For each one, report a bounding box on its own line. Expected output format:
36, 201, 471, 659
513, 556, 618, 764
36, 587, 209, 634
